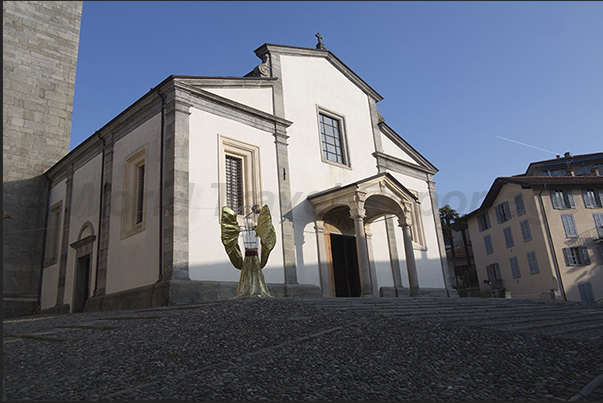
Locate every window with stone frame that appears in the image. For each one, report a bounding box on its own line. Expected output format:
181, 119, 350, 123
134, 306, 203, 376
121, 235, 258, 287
318, 110, 349, 167
44, 200, 62, 267
121, 149, 147, 239
219, 136, 261, 216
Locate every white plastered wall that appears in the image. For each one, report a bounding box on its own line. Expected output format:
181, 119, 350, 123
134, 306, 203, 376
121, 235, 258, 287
380, 134, 417, 164
106, 114, 161, 294
202, 87, 274, 115
62, 154, 102, 311
40, 179, 67, 310
188, 107, 284, 284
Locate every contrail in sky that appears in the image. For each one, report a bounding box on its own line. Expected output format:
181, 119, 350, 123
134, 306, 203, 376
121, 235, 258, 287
496, 136, 559, 155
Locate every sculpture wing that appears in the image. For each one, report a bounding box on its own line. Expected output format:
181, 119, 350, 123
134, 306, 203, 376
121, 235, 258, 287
256, 204, 276, 269
220, 206, 243, 270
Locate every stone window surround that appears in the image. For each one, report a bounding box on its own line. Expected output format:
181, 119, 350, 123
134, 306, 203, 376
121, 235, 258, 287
315, 105, 351, 170
121, 146, 147, 239
218, 135, 262, 219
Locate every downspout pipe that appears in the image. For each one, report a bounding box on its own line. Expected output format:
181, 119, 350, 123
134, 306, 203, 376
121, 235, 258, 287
538, 187, 567, 301
93, 130, 105, 297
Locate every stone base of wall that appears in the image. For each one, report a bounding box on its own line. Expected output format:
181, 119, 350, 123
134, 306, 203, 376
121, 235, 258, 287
380, 287, 460, 298
82, 280, 324, 313
2, 298, 40, 319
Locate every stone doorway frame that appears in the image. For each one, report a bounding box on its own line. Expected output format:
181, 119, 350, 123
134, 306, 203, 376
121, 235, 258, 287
308, 172, 420, 298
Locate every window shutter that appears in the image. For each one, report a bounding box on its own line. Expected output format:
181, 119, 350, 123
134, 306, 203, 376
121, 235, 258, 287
485, 212, 491, 229
561, 215, 578, 237
594, 213, 603, 238
550, 189, 561, 209
562, 248, 571, 266
581, 247, 591, 265
567, 189, 576, 208
495, 205, 501, 223
583, 189, 593, 208
515, 194, 525, 215
598, 189, 603, 207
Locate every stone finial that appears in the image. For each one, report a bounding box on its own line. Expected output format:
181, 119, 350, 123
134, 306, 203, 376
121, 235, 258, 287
315, 32, 326, 50
377, 113, 385, 124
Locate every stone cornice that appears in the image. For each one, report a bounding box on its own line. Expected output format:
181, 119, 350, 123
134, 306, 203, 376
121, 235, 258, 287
174, 79, 292, 130
173, 76, 278, 88
373, 152, 432, 181
254, 43, 384, 102
379, 122, 438, 174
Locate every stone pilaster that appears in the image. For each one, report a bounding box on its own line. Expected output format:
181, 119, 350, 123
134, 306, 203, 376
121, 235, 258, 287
274, 126, 298, 285
428, 178, 452, 295
94, 139, 114, 296
55, 168, 74, 306
161, 97, 191, 282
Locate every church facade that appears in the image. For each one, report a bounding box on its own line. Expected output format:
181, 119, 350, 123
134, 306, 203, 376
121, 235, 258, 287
39, 41, 455, 314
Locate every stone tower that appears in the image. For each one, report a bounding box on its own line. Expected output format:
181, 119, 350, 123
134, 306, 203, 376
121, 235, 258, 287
3, 1, 83, 318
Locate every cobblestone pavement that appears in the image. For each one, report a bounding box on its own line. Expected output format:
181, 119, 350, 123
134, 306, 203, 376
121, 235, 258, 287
3, 297, 603, 401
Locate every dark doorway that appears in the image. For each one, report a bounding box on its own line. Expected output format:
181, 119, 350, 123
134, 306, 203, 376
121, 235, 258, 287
73, 254, 91, 313
330, 234, 361, 297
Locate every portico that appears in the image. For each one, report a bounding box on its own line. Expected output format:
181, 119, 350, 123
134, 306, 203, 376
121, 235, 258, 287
308, 172, 421, 298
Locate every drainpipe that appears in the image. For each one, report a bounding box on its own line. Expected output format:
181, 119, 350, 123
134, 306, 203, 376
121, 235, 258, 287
150, 88, 165, 306
538, 187, 567, 301
93, 130, 105, 297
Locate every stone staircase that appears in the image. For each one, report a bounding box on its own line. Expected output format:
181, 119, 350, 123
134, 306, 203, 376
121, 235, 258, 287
287, 297, 603, 341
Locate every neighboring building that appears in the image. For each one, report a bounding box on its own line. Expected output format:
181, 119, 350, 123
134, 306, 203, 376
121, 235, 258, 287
36, 40, 454, 314
3, 1, 83, 318
445, 231, 474, 287
466, 152, 603, 302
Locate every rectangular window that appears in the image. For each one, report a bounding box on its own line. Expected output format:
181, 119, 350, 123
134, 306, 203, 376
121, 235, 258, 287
561, 214, 578, 238
219, 136, 262, 217
477, 212, 491, 231
578, 283, 595, 303
121, 149, 147, 239
44, 200, 62, 266
520, 219, 532, 242
550, 188, 575, 209
514, 194, 526, 216
225, 154, 244, 214
594, 213, 603, 238
319, 112, 347, 166
527, 251, 539, 274
509, 256, 521, 278
495, 201, 511, 224
484, 234, 494, 254
563, 247, 591, 266
136, 164, 145, 224
582, 188, 603, 208
503, 227, 514, 248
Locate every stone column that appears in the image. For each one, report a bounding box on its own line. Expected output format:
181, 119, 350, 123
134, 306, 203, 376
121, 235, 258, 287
314, 220, 331, 297
400, 219, 420, 297
350, 203, 372, 297
385, 215, 404, 295
365, 230, 380, 296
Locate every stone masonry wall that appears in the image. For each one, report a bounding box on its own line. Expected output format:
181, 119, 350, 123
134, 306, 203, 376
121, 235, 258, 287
3, 1, 82, 318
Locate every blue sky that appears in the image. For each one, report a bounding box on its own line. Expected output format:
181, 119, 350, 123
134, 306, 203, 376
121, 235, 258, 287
70, 1, 603, 214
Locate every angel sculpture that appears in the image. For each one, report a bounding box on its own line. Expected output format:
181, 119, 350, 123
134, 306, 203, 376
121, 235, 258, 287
220, 204, 276, 298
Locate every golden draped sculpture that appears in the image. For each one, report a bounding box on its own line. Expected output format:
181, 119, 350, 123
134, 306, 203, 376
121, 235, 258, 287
220, 205, 276, 298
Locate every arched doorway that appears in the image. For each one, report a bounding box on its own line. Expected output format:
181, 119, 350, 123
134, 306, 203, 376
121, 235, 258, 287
308, 172, 421, 298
